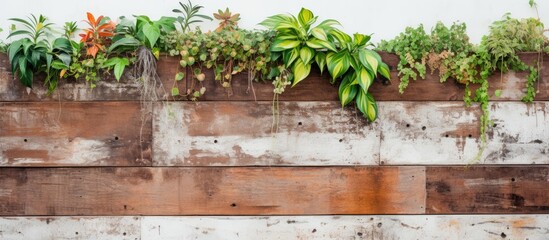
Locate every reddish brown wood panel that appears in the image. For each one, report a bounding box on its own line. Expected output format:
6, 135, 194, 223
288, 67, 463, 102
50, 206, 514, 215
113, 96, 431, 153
0, 102, 152, 166
0, 54, 185, 101
426, 166, 549, 214
0, 167, 425, 215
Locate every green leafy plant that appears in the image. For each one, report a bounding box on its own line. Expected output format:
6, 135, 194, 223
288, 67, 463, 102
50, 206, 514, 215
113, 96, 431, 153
172, 0, 212, 32
0, 27, 6, 53
214, 8, 240, 32
330, 30, 391, 121
260, 8, 340, 87
170, 28, 276, 100
7, 14, 53, 88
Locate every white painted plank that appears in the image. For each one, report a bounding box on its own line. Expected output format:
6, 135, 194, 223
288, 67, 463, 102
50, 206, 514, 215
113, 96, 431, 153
379, 102, 549, 165
153, 102, 380, 166
141, 215, 549, 240
0, 217, 140, 240
3, 216, 547, 240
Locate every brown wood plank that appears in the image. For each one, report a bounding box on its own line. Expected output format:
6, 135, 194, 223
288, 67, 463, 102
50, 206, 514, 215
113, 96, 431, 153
2, 53, 547, 102
426, 166, 549, 214
0, 167, 425, 215
0, 54, 185, 101
0, 102, 152, 166
153, 101, 379, 166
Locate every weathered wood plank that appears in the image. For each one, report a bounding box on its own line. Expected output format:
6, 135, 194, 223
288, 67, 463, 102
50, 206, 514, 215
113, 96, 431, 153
153, 102, 379, 166
0, 102, 152, 166
2, 53, 548, 101
0, 54, 185, 101
426, 166, 549, 214
0, 167, 425, 215
0, 217, 140, 240
379, 101, 549, 165
140, 215, 549, 240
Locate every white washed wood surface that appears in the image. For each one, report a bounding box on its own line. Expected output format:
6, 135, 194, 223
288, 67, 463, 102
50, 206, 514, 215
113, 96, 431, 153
0, 217, 140, 240
153, 102, 380, 166
1, 215, 548, 240
379, 101, 549, 165
154, 101, 548, 166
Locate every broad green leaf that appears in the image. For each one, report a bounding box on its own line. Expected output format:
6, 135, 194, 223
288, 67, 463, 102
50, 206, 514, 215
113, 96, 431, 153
109, 37, 141, 52
271, 38, 300, 52
51, 60, 68, 70
259, 14, 292, 29
297, 8, 314, 27
356, 91, 378, 122
316, 19, 341, 30
311, 27, 328, 41
142, 23, 160, 48
315, 51, 326, 74
275, 33, 299, 40
338, 74, 358, 107
378, 62, 391, 80
113, 58, 129, 81
175, 72, 185, 81
306, 38, 337, 51
330, 29, 352, 44
357, 67, 374, 92
326, 51, 351, 80
291, 58, 311, 87
171, 87, 180, 96
8, 40, 23, 63
359, 49, 379, 76
299, 46, 315, 65
353, 33, 371, 47
282, 48, 300, 68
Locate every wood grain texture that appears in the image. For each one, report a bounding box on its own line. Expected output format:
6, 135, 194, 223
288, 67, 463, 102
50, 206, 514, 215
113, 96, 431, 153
379, 101, 549, 165
0, 54, 184, 101
153, 102, 379, 166
0, 102, 152, 166
141, 215, 549, 240
2, 215, 547, 239
0, 167, 425, 215
426, 166, 549, 214
2, 53, 548, 102
0, 217, 140, 240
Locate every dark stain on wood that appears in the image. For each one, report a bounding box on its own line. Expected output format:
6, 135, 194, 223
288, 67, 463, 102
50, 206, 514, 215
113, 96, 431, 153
426, 166, 549, 213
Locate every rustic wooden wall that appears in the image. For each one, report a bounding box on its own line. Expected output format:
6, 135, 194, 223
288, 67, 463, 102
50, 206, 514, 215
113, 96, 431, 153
0, 53, 548, 239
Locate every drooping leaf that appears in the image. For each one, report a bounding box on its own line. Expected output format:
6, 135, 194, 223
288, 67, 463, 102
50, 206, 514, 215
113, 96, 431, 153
315, 51, 326, 74
291, 58, 311, 87
356, 90, 378, 122
338, 74, 358, 107
378, 62, 391, 80
358, 49, 379, 76
326, 51, 351, 80
311, 27, 328, 41
171, 87, 180, 96
357, 67, 374, 92
175, 72, 185, 81
299, 46, 315, 65
282, 48, 300, 68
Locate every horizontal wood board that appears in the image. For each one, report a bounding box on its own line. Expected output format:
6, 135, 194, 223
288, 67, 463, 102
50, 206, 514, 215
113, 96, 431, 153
0, 166, 547, 215
1, 215, 548, 240
0, 102, 152, 166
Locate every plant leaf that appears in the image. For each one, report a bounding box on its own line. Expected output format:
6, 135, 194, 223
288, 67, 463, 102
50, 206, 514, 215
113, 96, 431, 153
357, 67, 374, 92
359, 49, 379, 76
271, 38, 300, 52
306, 38, 337, 51
171, 87, 180, 96
378, 62, 391, 80
299, 46, 315, 65
282, 48, 300, 68
338, 74, 358, 107
142, 23, 160, 48
326, 51, 351, 80
315, 51, 326, 74
356, 90, 378, 122
297, 8, 314, 27
291, 58, 311, 87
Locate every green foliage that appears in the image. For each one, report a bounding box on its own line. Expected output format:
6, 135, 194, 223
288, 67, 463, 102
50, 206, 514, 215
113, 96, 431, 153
214, 8, 240, 32
0, 27, 6, 53
170, 28, 277, 99
172, 0, 212, 32
111, 15, 176, 56
260, 8, 340, 86
7, 14, 53, 88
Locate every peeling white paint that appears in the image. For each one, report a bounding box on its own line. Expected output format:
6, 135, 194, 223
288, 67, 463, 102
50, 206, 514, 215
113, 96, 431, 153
0, 217, 140, 240
0, 137, 110, 166
153, 102, 379, 166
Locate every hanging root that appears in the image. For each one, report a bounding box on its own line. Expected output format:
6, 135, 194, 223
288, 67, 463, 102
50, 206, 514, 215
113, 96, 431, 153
133, 46, 166, 163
